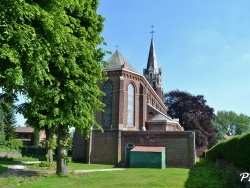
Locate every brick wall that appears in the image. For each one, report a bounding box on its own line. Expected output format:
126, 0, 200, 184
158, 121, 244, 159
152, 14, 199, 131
147, 123, 167, 131
72, 131, 88, 162
95, 68, 169, 132
121, 131, 195, 168
90, 130, 119, 164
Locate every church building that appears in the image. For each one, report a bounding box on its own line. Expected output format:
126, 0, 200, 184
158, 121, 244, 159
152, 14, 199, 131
73, 38, 195, 168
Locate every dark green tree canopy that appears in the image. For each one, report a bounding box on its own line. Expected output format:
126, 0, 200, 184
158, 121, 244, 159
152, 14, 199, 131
164, 90, 217, 148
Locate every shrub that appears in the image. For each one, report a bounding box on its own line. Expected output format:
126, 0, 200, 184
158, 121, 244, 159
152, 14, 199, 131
3, 139, 23, 150
206, 133, 250, 171
20, 146, 46, 156
39, 161, 52, 167
14, 156, 39, 161
67, 157, 72, 163
0, 156, 39, 161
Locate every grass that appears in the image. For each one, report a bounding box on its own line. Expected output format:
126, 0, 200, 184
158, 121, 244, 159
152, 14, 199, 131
0, 160, 19, 173
185, 159, 244, 188
18, 168, 190, 188
0, 156, 39, 174
25, 162, 115, 171
0, 158, 245, 188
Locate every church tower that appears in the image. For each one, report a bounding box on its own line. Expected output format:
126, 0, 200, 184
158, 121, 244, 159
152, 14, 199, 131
143, 37, 164, 101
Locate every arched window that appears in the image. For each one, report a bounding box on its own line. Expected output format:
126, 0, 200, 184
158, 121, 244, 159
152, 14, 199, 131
102, 82, 113, 127
127, 83, 135, 126
149, 72, 153, 78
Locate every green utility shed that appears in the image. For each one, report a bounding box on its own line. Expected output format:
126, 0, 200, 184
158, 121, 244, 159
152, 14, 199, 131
130, 146, 165, 169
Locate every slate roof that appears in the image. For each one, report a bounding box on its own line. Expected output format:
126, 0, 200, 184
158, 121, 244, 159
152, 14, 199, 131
147, 104, 172, 121
15, 127, 34, 133
104, 50, 138, 73
149, 113, 172, 121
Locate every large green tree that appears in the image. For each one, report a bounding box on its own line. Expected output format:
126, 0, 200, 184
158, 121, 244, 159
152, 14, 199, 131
164, 90, 217, 148
212, 110, 250, 140
1, 0, 106, 175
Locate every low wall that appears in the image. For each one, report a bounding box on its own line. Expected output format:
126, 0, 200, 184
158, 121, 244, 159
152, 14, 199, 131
121, 131, 195, 168
0, 151, 22, 158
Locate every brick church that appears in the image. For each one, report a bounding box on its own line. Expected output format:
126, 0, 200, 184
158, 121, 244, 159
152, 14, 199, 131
73, 38, 195, 168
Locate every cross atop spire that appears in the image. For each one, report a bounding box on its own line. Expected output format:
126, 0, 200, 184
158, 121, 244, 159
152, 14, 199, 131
150, 25, 155, 38
115, 45, 119, 51
143, 32, 163, 100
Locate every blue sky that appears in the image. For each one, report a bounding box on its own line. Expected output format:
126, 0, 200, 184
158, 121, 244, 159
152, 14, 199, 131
15, 0, 250, 126
98, 0, 250, 116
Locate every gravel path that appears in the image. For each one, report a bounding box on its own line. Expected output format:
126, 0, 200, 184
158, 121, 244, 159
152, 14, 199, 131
74, 168, 126, 173
0, 161, 126, 177
0, 161, 41, 177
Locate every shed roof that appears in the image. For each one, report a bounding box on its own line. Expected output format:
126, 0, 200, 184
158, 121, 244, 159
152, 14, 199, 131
131, 146, 165, 152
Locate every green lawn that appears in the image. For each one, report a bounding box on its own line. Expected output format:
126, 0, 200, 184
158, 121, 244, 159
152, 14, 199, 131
0, 160, 22, 174
18, 168, 190, 188
0, 159, 245, 188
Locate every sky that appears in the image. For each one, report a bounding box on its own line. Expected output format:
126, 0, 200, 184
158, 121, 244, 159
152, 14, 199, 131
15, 0, 250, 126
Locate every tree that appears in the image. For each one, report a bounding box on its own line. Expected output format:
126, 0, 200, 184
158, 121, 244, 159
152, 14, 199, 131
0, 108, 5, 144
212, 110, 250, 140
21, 103, 56, 163
164, 90, 217, 148
1, 0, 106, 175
2, 99, 17, 141
0, 94, 17, 142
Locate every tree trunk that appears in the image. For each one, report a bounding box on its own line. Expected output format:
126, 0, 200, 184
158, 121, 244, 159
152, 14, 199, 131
47, 148, 53, 163
56, 125, 68, 176
45, 126, 55, 163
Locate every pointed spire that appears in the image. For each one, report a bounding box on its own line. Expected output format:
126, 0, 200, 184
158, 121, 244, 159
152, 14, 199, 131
146, 38, 158, 74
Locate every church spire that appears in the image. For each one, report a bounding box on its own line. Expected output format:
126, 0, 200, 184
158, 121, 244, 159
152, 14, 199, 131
146, 38, 158, 74
143, 27, 163, 101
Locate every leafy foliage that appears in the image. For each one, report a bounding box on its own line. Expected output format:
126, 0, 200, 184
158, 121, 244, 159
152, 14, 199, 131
0, 108, 5, 144
206, 133, 250, 172
212, 110, 250, 140
2, 99, 17, 141
164, 90, 217, 148
39, 161, 52, 167
31, 127, 40, 147
1, 0, 106, 175
185, 159, 244, 188
4, 139, 23, 150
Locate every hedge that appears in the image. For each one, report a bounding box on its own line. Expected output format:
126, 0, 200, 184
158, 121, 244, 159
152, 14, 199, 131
20, 147, 46, 156
206, 133, 250, 171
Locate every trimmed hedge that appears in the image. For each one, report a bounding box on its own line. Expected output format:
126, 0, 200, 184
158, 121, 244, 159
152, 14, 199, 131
20, 147, 46, 156
206, 133, 250, 171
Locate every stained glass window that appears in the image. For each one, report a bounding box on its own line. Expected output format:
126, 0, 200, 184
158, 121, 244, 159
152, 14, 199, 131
102, 82, 113, 127
127, 83, 135, 126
